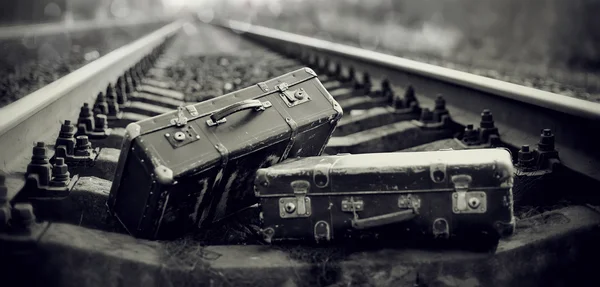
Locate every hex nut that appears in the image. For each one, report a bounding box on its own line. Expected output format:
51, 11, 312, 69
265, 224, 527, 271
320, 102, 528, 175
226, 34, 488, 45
12, 203, 35, 227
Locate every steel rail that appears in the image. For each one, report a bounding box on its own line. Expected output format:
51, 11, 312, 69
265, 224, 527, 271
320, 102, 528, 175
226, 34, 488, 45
0, 16, 176, 40
0, 20, 184, 172
219, 19, 600, 181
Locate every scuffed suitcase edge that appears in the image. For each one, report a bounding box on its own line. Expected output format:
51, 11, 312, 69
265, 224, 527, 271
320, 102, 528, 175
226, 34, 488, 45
107, 122, 141, 215
310, 67, 343, 156
108, 68, 336, 238
106, 69, 315, 225
254, 149, 516, 243
136, 67, 320, 136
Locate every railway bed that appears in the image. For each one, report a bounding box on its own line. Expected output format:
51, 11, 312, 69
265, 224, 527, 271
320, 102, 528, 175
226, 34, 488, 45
1, 18, 600, 287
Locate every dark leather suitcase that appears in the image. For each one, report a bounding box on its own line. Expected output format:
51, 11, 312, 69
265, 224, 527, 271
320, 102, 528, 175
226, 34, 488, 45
108, 67, 343, 240
254, 149, 515, 246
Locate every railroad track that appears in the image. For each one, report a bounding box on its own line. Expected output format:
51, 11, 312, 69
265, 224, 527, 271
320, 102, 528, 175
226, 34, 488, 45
1, 17, 600, 287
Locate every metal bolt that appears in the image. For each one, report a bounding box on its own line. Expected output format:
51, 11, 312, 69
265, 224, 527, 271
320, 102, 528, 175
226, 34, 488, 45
76, 135, 91, 150
31, 141, 49, 164
51, 157, 70, 183
419, 108, 433, 123
453, 194, 458, 198
280, 199, 284, 203
537, 128, 555, 152
434, 95, 446, 111
165, 133, 171, 137
12, 203, 35, 228
518, 145, 534, 167
480, 109, 495, 128
94, 114, 108, 132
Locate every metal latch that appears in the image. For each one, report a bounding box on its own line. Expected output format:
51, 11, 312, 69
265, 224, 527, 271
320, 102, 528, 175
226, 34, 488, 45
276, 82, 311, 108
341, 197, 364, 212
279, 180, 311, 218
170, 106, 188, 126
451, 175, 487, 214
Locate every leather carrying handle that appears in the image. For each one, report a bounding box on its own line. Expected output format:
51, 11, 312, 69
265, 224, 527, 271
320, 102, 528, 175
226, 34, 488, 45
208, 99, 270, 126
351, 209, 416, 230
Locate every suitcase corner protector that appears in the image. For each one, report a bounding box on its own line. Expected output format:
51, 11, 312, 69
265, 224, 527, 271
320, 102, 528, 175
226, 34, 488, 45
154, 165, 174, 185
125, 122, 142, 140
304, 67, 317, 77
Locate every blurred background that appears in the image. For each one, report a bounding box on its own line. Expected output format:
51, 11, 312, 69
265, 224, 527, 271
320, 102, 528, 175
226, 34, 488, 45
2, 0, 599, 93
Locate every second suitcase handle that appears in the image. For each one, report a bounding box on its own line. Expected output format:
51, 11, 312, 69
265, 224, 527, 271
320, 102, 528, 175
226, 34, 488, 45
351, 209, 416, 230
207, 99, 272, 126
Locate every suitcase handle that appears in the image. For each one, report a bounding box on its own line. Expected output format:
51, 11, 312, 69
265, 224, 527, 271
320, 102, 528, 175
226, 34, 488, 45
207, 99, 272, 126
351, 209, 416, 230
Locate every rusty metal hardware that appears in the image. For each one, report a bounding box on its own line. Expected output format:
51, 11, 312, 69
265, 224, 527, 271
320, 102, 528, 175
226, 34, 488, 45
430, 162, 447, 183
341, 198, 364, 212
185, 105, 199, 117
279, 83, 311, 108
15, 142, 80, 201
452, 191, 487, 214
170, 106, 188, 126
313, 162, 331, 188
456, 109, 501, 148
261, 227, 275, 244
50, 121, 98, 167
164, 124, 202, 149
77, 103, 111, 139
206, 100, 272, 127
451, 174, 488, 214
257, 82, 269, 92
432, 95, 449, 122
279, 180, 311, 218
314, 221, 331, 243
398, 194, 421, 210
433, 218, 450, 238
276, 82, 289, 92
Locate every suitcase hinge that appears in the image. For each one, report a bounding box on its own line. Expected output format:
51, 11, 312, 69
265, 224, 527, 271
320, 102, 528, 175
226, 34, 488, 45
276, 82, 289, 92
451, 175, 487, 214
257, 82, 269, 92
279, 180, 311, 218
341, 197, 364, 212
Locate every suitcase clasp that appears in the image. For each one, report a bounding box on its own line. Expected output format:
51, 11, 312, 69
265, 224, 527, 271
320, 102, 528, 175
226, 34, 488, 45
279, 180, 312, 218
170, 106, 188, 127
451, 175, 487, 214
277, 82, 311, 108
